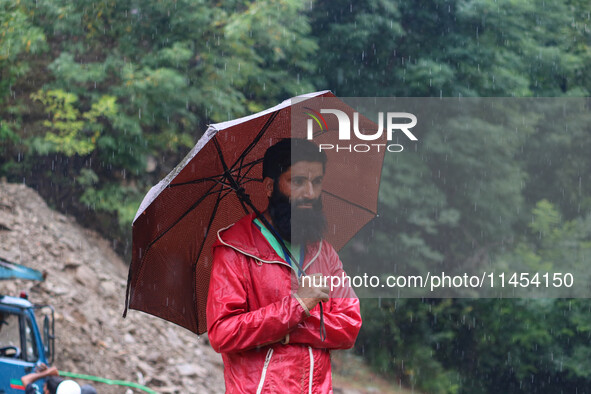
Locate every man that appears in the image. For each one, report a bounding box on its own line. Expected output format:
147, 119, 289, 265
207, 138, 362, 393
20, 364, 82, 394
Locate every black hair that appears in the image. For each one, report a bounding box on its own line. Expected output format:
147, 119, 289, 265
262, 138, 327, 181
45, 376, 64, 394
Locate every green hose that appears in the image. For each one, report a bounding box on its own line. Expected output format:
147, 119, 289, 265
58, 371, 157, 394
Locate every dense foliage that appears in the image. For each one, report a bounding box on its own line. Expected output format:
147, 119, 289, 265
2, 0, 591, 392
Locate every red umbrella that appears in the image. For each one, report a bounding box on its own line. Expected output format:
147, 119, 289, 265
123, 91, 386, 334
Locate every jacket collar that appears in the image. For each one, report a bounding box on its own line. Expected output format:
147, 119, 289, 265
216, 213, 322, 268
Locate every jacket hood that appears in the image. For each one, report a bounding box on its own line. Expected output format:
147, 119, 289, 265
215, 213, 321, 266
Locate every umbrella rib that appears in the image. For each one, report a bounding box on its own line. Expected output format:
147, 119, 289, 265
191, 190, 223, 332
192, 188, 246, 333
231, 111, 279, 175
140, 182, 224, 263
238, 159, 263, 185
234, 158, 263, 185
322, 190, 378, 216
212, 135, 231, 176
167, 160, 262, 190
193, 189, 222, 273
216, 187, 248, 208
212, 136, 252, 214
236, 177, 263, 183
168, 176, 226, 188
235, 157, 263, 170
236, 193, 250, 214
170, 175, 238, 190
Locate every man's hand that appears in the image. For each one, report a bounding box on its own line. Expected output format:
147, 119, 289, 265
296, 273, 330, 311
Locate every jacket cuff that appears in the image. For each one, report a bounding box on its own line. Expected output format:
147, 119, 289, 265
293, 293, 311, 317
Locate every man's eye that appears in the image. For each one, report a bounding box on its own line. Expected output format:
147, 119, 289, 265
292, 179, 304, 187
313, 179, 323, 186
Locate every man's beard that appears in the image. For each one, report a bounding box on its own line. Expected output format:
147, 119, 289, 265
267, 187, 327, 246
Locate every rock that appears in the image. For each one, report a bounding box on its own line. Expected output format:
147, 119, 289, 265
124, 333, 136, 344
49, 285, 70, 296
156, 386, 182, 394
136, 371, 145, 385
135, 359, 155, 377
74, 264, 98, 289
166, 327, 183, 348
146, 351, 164, 363
99, 280, 117, 295
177, 363, 207, 377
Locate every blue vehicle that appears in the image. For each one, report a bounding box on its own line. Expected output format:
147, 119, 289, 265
0, 258, 55, 393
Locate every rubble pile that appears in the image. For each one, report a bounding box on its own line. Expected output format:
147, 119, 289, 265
0, 182, 225, 393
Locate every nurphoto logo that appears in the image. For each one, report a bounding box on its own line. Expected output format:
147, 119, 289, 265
305, 107, 418, 153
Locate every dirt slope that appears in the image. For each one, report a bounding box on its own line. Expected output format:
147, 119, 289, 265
0, 182, 225, 393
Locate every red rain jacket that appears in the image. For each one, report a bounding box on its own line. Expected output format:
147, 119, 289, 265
206, 213, 362, 393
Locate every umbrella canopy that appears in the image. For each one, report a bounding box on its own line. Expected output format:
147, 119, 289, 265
0, 257, 44, 281
124, 91, 386, 334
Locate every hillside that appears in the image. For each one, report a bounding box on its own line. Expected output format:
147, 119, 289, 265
0, 182, 225, 393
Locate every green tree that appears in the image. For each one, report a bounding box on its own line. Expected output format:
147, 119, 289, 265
1, 0, 318, 254
311, 0, 591, 97
0, 1, 45, 158
0, 2, 45, 103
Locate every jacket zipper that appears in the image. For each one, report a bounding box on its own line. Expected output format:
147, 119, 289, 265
308, 346, 314, 394
303, 242, 322, 272
256, 347, 274, 394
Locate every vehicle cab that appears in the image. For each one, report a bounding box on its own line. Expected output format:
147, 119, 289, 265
0, 294, 54, 393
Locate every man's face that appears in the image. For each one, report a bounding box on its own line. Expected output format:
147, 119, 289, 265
276, 161, 324, 205
265, 161, 327, 245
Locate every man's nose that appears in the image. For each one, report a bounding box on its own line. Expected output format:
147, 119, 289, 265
302, 180, 315, 199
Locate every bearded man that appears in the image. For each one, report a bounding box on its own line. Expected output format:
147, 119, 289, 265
206, 138, 362, 393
